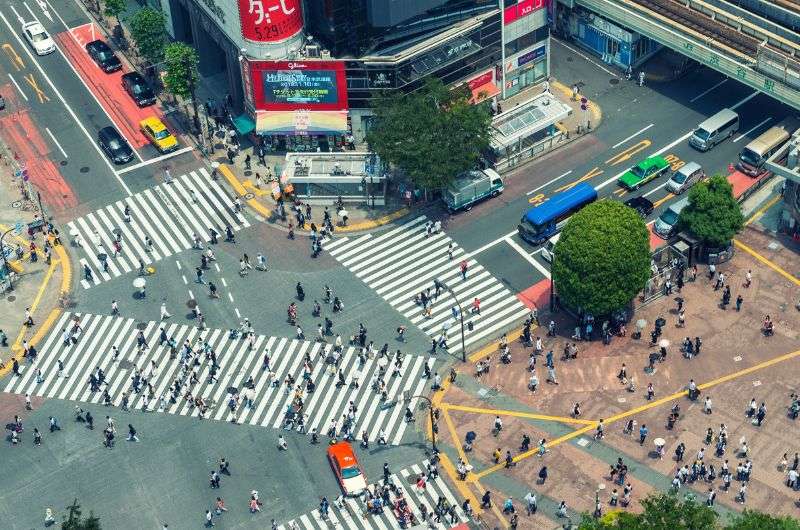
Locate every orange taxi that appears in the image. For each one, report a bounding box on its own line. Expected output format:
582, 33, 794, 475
327, 441, 367, 497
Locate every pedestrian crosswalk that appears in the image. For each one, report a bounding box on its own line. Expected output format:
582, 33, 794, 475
325, 216, 530, 355
68, 167, 250, 289
280, 460, 469, 530
3, 312, 432, 445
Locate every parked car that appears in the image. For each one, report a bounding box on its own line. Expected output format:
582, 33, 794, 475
617, 156, 670, 191
85, 40, 122, 73
327, 441, 367, 497
22, 21, 55, 55
122, 72, 156, 107
98, 126, 134, 164
623, 196, 654, 218
140, 116, 178, 153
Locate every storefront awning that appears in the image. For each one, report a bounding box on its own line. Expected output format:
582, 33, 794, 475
470, 81, 500, 104
232, 114, 256, 135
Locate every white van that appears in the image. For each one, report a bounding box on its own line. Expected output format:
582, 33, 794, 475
666, 162, 704, 195
689, 109, 739, 152
540, 233, 560, 262
654, 197, 690, 239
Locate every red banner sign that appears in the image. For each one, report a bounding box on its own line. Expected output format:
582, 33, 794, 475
503, 0, 546, 25
239, 0, 304, 43
468, 70, 495, 91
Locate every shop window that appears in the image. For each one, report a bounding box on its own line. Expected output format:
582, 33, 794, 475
606, 38, 619, 57
633, 37, 649, 61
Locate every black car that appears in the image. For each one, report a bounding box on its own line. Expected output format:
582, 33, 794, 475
624, 196, 654, 218
98, 126, 134, 164
85, 40, 121, 73
121, 72, 156, 107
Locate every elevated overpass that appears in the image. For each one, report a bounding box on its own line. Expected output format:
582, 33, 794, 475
564, 0, 800, 110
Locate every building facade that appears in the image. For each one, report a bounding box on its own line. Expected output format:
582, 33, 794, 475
161, 0, 551, 145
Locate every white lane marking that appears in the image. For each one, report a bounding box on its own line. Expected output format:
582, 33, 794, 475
527, 170, 572, 195
643, 182, 668, 197
175, 260, 181, 270
0, 10, 133, 196
467, 229, 518, 257
220, 278, 227, 288
611, 123, 654, 149
552, 37, 619, 78
188, 289, 194, 300
7, 74, 28, 101
28, 0, 52, 22
731, 91, 759, 109
596, 90, 759, 193
689, 79, 728, 103
181, 275, 187, 284
734, 117, 772, 143
45, 127, 68, 158
505, 237, 551, 278
116, 146, 195, 175
227, 292, 234, 302
235, 307, 241, 319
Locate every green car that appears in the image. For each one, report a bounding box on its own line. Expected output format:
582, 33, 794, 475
617, 156, 670, 190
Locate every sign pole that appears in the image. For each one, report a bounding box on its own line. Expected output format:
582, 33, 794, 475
500, 0, 507, 100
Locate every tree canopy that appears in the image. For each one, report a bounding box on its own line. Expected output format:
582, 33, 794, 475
129, 7, 168, 64
365, 78, 492, 190
677, 174, 743, 248
163, 42, 201, 131
552, 199, 650, 316
102, 0, 126, 26
577, 492, 800, 529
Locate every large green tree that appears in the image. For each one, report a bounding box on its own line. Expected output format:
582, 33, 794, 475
677, 174, 743, 248
128, 7, 168, 64
552, 199, 650, 316
577, 492, 800, 529
163, 42, 200, 133
61, 499, 101, 530
366, 78, 492, 191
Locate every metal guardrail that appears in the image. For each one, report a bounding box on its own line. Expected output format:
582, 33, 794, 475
576, 0, 800, 111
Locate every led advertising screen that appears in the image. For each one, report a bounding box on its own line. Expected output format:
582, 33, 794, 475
250, 61, 349, 111
239, 0, 304, 43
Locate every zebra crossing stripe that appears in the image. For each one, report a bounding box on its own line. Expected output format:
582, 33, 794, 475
280, 460, 467, 529
67, 168, 249, 288
326, 215, 530, 354
2, 313, 432, 445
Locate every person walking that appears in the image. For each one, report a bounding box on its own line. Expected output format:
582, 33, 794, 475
460, 260, 469, 281
205, 509, 215, 527
126, 424, 139, 441
639, 424, 648, 445
160, 303, 171, 320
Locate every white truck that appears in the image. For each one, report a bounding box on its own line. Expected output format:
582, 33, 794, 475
443, 169, 504, 212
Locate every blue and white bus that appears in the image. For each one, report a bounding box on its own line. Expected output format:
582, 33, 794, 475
517, 182, 598, 245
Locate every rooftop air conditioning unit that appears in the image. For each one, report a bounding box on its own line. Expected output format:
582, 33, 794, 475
306, 45, 320, 58
321, 49, 332, 59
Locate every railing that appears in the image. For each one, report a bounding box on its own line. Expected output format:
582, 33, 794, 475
495, 132, 567, 172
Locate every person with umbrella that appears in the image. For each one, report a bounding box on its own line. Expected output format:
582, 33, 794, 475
133, 277, 146, 298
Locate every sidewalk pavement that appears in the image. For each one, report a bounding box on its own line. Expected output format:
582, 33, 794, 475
0, 156, 71, 374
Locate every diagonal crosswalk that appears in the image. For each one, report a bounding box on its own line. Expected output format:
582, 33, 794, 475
280, 460, 469, 530
3, 312, 433, 445
68, 167, 250, 288
325, 216, 530, 354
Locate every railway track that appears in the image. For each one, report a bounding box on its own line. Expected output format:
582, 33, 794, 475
631, 0, 761, 56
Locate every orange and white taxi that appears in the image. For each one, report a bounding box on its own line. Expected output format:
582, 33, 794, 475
327, 441, 367, 497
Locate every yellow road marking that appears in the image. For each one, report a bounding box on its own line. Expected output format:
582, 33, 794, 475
218, 164, 272, 218
745, 194, 781, 226
652, 192, 675, 209
241, 180, 270, 197
0, 309, 62, 375
11, 258, 57, 351
473, 478, 510, 528
606, 140, 651, 166
438, 451, 484, 517
554, 167, 603, 193
468, 328, 524, 363
442, 403, 596, 426
470, 423, 597, 481
2, 43, 24, 70
23, 73, 50, 103
734, 239, 800, 286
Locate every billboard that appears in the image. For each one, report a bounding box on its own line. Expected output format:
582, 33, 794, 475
239, 0, 304, 43
250, 61, 349, 111
503, 0, 546, 25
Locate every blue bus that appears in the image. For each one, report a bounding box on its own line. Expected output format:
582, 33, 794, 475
517, 182, 598, 244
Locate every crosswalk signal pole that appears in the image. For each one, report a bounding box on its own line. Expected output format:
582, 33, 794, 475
441, 282, 467, 362
406, 392, 437, 452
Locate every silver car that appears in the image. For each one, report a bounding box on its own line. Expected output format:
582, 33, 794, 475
666, 162, 704, 195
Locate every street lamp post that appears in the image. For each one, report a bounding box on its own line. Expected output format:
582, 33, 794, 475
440, 281, 467, 362
382, 391, 438, 452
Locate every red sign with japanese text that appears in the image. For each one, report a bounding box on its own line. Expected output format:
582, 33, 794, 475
503, 0, 546, 25
239, 0, 304, 43
468, 70, 495, 91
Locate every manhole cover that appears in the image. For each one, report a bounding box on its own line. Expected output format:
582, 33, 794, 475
11, 200, 21, 209
6, 295, 16, 302
60, 160, 67, 166
119, 359, 134, 370
576, 438, 590, 447
477, 388, 488, 398
609, 78, 620, 85
733, 356, 742, 362
566, 56, 573, 62
244, 192, 255, 200
136, 322, 147, 330
768, 241, 780, 250
617, 397, 627, 403
80, 166, 90, 173
753, 380, 761, 387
